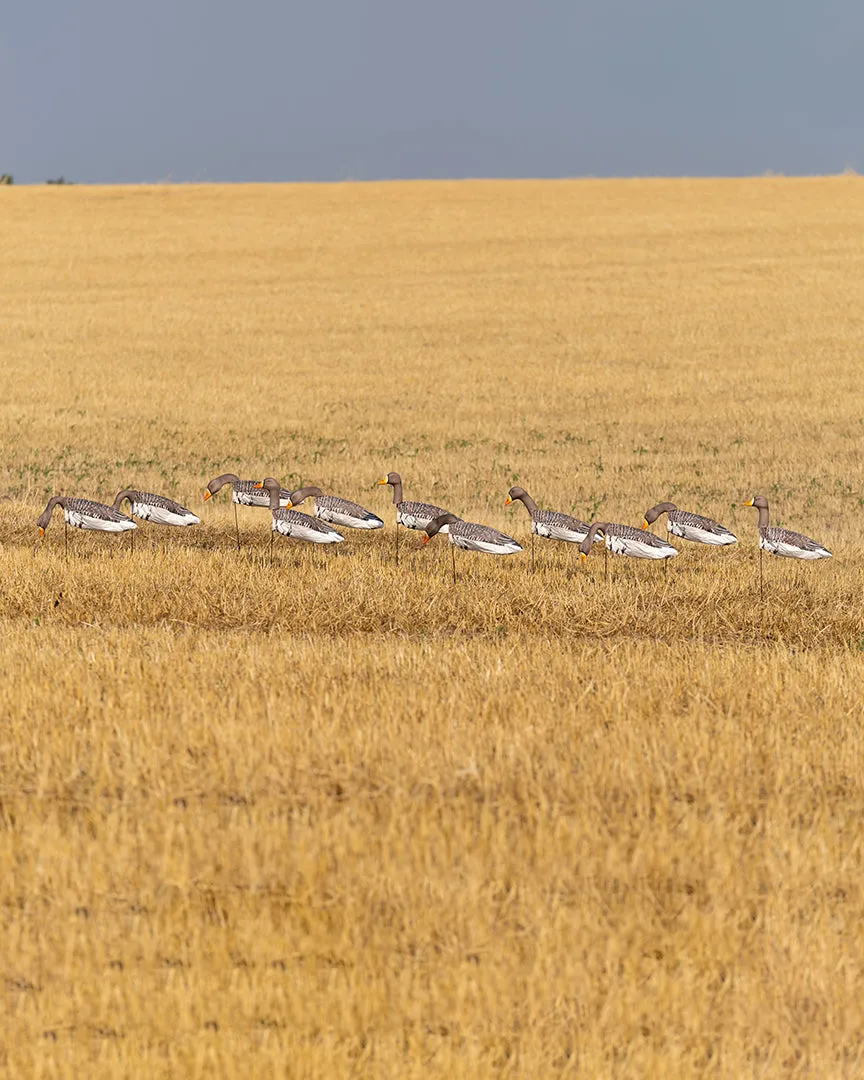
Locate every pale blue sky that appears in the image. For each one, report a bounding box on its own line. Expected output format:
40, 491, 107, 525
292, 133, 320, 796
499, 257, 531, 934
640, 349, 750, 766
3, 0, 862, 183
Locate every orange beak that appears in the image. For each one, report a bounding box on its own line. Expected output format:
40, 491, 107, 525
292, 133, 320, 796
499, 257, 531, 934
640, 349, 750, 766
504, 496, 513, 506
641, 519, 649, 530
422, 535, 430, 545
203, 490, 212, 501
744, 498, 754, 507
253, 482, 263, 489
39, 527, 45, 538
580, 552, 588, 564
285, 501, 294, 509
377, 477, 388, 486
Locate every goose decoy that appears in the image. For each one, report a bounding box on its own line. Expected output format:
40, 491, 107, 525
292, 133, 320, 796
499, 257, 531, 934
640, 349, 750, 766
579, 521, 677, 579
377, 472, 459, 565
113, 489, 200, 527
204, 473, 291, 550
505, 486, 591, 571
642, 502, 737, 546
37, 495, 136, 557
113, 490, 200, 550
255, 479, 344, 557
744, 495, 831, 599
423, 512, 521, 583
286, 487, 384, 530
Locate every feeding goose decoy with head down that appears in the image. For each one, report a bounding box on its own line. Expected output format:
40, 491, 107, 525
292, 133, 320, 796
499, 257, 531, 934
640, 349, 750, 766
113, 489, 200, 547
579, 521, 677, 579
744, 495, 831, 599
204, 473, 291, 549
377, 472, 460, 565
423, 512, 521, 583
505, 486, 591, 571
286, 487, 384, 530
255, 479, 345, 557
37, 495, 136, 557
642, 501, 737, 546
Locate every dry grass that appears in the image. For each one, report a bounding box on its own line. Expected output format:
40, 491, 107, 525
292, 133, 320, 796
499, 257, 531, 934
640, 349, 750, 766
2, 177, 864, 1077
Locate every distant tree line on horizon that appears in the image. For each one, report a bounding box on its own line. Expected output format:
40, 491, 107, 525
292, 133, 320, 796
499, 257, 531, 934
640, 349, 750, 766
1, 175, 75, 185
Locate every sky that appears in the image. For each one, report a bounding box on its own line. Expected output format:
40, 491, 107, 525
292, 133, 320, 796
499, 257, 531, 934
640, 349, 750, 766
2, 0, 863, 184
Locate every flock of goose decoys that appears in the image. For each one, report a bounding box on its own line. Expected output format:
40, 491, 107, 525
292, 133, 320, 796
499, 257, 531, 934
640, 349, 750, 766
34, 472, 832, 588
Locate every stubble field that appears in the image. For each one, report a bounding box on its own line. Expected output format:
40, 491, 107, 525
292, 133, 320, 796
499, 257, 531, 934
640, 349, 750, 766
2, 178, 864, 1077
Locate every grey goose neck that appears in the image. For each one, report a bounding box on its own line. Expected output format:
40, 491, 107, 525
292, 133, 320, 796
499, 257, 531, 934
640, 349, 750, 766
424, 512, 461, 539
289, 486, 324, 504
644, 502, 678, 525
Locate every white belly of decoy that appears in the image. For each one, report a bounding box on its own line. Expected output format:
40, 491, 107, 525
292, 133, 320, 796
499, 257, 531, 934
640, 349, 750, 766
669, 521, 737, 545
452, 535, 522, 555
274, 517, 344, 543
534, 521, 588, 543
319, 507, 384, 530
236, 492, 289, 508
760, 536, 831, 560
65, 510, 136, 532
607, 534, 676, 560
134, 503, 200, 526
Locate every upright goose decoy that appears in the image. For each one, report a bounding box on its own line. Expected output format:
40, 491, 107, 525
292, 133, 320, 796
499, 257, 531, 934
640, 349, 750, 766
37, 495, 136, 557
579, 522, 677, 579
423, 512, 521, 583
377, 472, 459, 565
505, 486, 591, 571
255, 479, 344, 556
744, 495, 831, 599
287, 487, 384, 530
642, 502, 737, 546
204, 473, 291, 549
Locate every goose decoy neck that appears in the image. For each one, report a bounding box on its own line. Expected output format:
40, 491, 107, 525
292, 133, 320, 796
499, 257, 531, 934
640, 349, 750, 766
424, 512, 460, 540
37, 495, 66, 533
505, 486, 537, 513
378, 472, 403, 504
112, 489, 137, 512
643, 502, 677, 527
289, 486, 324, 506
744, 496, 770, 528
579, 522, 609, 557
205, 473, 241, 499
254, 477, 283, 511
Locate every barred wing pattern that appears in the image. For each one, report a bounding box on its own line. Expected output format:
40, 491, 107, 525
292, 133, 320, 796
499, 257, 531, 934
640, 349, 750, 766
397, 500, 459, 532
667, 509, 737, 546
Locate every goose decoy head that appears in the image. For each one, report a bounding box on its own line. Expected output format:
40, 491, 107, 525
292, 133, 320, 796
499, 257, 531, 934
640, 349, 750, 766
286, 486, 324, 509
642, 502, 677, 529
579, 523, 607, 562
204, 473, 240, 501
253, 478, 281, 493
504, 486, 527, 507
377, 472, 401, 487
744, 496, 768, 509
423, 513, 460, 542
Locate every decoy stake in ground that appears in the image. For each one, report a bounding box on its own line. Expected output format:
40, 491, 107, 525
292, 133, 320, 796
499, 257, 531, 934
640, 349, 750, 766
37, 496, 136, 557
377, 472, 459, 566
423, 512, 522, 584
744, 495, 831, 600
204, 474, 291, 550
505, 486, 591, 572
